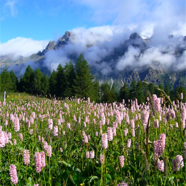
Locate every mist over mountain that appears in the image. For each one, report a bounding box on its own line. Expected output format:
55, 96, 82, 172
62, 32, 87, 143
1, 26, 186, 89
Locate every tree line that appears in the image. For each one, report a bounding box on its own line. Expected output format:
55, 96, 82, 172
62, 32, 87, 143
0, 54, 185, 103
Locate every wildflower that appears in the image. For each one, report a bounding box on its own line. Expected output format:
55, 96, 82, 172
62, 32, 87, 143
157, 159, 164, 172
13, 139, 16, 145
90, 150, 95, 159
48, 119, 53, 130
4, 119, 8, 126
131, 129, 135, 137
154, 98, 161, 112
14, 117, 20, 132
142, 110, 149, 125
181, 93, 183, 99
9, 164, 18, 185
96, 131, 99, 136
53, 126, 58, 136
172, 155, 184, 171
130, 119, 135, 129
40, 151, 45, 168
127, 139, 131, 148
102, 133, 108, 149
112, 127, 116, 136
43, 141, 48, 151
19, 133, 23, 141
100, 154, 105, 164
159, 133, 166, 152
23, 150, 30, 166
47, 145, 52, 157
107, 127, 113, 141
67, 123, 71, 130
124, 128, 128, 136
86, 151, 90, 159
34, 152, 42, 173
119, 155, 125, 168
0, 131, 5, 148
30, 129, 33, 135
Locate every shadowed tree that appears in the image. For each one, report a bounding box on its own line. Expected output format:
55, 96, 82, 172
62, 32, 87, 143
118, 82, 129, 103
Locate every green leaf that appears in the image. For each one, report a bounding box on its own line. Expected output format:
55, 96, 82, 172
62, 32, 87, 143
88, 176, 99, 184
104, 173, 112, 181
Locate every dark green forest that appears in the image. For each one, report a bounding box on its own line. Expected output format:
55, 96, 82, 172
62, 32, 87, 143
0, 54, 186, 103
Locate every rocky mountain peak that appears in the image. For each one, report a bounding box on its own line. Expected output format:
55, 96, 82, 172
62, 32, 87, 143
129, 32, 141, 40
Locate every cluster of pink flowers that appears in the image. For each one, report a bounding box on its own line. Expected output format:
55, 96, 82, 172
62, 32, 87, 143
102, 133, 108, 149
9, 164, 18, 185
23, 150, 30, 166
154, 133, 166, 160
172, 155, 184, 171
157, 159, 164, 172
34, 151, 46, 173
14, 117, 20, 132
119, 155, 125, 168
107, 127, 113, 141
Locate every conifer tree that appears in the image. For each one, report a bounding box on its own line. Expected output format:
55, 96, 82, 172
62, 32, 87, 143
49, 70, 57, 97
63, 61, 76, 98
0, 67, 13, 92
22, 65, 34, 93
73, 54, 94, 100
118, 82, 129, 103
56, 64, 67, 98
136, 81, 145, 104
41, 75, 49, 96
9, 70, 18, 92
32, 69, 43, 95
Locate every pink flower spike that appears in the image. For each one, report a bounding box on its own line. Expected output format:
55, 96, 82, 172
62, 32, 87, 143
9, 164, 18, 185
23, 150, 30, 166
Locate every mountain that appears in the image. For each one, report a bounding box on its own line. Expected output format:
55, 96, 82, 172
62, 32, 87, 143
0, 31, 186, 89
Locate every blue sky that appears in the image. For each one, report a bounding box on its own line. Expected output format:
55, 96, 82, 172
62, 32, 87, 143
0, 0, 185, 57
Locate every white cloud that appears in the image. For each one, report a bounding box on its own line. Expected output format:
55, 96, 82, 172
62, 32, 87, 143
4, 0, 18, 17
76, 0, 185, 37
0, 37, 48, 59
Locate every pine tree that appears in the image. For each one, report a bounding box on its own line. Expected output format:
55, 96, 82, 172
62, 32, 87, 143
22, 65, 34, 93
63, 61, 76, 98
129, 80, 137, 100
32, 69, 43, 95
118, 82, 129, 103
0, 68, 13, 92
49, 70, 57, 97
73, 54, 94, 100
136, 81, 145, 104
41, 75, 49, 96
9, 70, 18, 92
56, 64, 67, 98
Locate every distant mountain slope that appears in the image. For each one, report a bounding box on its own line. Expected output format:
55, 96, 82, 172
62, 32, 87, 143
0, 31, 186, 89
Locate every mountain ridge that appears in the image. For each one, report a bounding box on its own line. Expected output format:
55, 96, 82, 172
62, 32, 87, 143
0, 31, 186, 89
